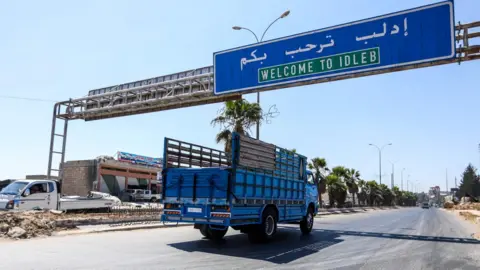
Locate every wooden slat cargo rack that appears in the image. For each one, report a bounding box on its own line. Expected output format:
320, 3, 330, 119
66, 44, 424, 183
164, 137, 231, 169
234, 133, 304, 180
163, 133, 306, 181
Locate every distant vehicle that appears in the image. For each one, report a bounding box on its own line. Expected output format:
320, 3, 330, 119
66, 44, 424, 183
422, 202, 429, 209
0, 179, 121, 211
161, 132, 319, 243
123, 189, 161, 202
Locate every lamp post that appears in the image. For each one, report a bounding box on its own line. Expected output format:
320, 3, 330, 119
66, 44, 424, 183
232, 10, 290, 140
401, 168, 406, 191
369, 143, 392, 185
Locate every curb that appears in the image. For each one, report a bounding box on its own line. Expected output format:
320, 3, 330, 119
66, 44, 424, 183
55, 223, 193, 237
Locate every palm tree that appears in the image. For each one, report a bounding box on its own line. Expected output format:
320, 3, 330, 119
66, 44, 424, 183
392, 186, 401, 205
331, 166, 348, 178
365, 180, 383, 206
325, 174, 347, 207
346, 168, 360, 206
357, 180, 367, 206
308, 157, 329, 206
211, 99, 263, 152
379, 184, 394, 206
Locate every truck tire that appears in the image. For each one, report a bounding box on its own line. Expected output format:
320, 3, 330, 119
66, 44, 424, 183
199, 224, 210, 238
199, 225, 228, 240
208, 227, 228, 241
300, 206, 314, 234
248, 207, 277, 243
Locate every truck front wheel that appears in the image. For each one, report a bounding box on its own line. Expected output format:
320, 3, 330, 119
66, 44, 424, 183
248, 207, 277, 243
300, 206, 314, 234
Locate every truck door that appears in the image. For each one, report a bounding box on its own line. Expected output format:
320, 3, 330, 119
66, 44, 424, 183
47, 181, 58, 209
21, 181, 49, 210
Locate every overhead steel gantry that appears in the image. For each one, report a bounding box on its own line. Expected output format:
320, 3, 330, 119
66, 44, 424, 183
47, 21, 480, 179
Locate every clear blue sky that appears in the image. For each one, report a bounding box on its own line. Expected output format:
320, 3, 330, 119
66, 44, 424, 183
1, 0, 479, 193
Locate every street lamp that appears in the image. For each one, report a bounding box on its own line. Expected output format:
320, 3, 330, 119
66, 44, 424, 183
232, 10, 290, 140
369, 143, 392, 185
401, 168, 406, 191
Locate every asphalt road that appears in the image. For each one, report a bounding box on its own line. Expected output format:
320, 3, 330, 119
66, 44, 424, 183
1, 207, 480, 270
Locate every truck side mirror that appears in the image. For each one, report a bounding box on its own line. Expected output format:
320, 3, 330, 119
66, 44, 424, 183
23, 188, 31, 197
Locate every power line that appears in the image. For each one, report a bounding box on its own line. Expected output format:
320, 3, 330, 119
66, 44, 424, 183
0, 95, 57, 103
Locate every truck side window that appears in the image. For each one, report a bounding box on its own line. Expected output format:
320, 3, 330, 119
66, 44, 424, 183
48, 182, 55, 193
30, 183, 47, 194
307, 173, 315, 185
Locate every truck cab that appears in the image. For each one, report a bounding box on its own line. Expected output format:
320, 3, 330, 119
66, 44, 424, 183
306, 170, 319, 215
0, 180, 59, 210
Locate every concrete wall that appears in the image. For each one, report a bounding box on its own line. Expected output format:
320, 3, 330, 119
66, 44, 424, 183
62, 160, 97, 196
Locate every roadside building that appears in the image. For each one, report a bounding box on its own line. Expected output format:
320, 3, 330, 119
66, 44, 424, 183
61, 151, 162, 197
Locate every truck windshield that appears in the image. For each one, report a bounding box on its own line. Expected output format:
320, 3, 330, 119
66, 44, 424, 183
0, 181, 28, 195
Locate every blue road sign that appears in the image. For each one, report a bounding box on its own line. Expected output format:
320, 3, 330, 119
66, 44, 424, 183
213, 1, 455, 95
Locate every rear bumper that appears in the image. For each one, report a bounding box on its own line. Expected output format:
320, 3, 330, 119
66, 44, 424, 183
161, 214, 231, 226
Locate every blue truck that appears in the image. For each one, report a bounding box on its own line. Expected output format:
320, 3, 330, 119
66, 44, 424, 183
160, 132, 319, 243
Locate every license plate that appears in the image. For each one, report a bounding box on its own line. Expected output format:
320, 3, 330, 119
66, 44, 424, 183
187, 207, 202, 213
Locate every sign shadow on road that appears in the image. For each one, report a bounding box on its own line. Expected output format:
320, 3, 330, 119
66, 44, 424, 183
168, 227, 344, 264
311, 228, 480, 245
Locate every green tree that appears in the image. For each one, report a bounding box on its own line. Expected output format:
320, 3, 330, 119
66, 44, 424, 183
325, 174, 347, 207
345, 168, 360, 206
365, 180, 383, 206
357, 180, 367, 206
379, 184, 394, 206
457, 164, 480, 199
211, 99, 263, 152
308, 157, 329, 207
392, 186, 401, 205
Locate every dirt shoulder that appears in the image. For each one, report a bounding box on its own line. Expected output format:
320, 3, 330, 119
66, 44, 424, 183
443, 206, 480, 239
0, 209, 161, 240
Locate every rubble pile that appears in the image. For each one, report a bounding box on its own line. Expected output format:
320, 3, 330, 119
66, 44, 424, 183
444, 201, 454, 209
453, 203, 480, 211
0, 211, 58, 239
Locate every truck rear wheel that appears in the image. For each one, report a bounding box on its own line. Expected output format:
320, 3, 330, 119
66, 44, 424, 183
300, 206, 314, 234
199, 224, 228, 240
199, 224, 210, 238
208, 227, 228, 241
248, 207, 277, 243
